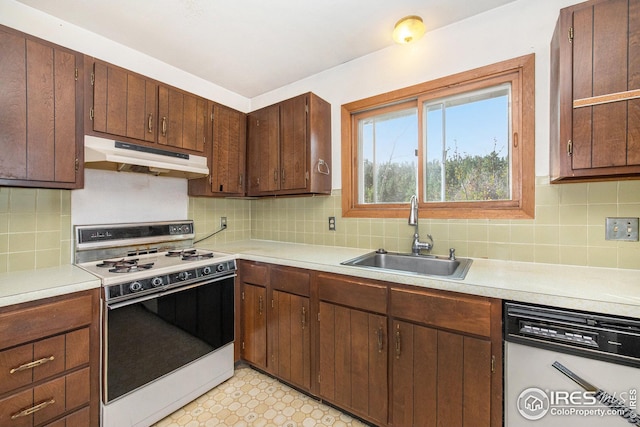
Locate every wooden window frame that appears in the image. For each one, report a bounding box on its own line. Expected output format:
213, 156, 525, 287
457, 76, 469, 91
341, 54, 535, 219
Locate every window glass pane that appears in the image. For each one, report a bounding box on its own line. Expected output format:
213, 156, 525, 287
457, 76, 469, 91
423, 84, 511, 202
357, 107, 418, 204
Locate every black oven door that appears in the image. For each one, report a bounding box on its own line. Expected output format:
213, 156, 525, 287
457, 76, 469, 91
104, 275, 234, 403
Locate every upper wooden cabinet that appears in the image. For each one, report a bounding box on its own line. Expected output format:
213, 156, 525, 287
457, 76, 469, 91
87, 58, 208, 155
247, 92, 331, 196
550, 0, 640, 182
0, 25, 83, 189
189, 103, 247, 197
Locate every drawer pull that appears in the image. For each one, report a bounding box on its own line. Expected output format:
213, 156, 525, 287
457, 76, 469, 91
9, 356, 55, 374
11, 399, 56, 419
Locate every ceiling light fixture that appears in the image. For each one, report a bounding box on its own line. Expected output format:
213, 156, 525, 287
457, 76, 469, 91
392, 15, 426, 44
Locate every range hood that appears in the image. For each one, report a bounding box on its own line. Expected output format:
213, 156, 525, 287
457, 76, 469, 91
84, 135, 209, 179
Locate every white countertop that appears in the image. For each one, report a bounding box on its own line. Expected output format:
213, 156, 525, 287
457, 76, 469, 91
199, 240, 640, 318
0, 240, 637, 318
0, 265, 101, 308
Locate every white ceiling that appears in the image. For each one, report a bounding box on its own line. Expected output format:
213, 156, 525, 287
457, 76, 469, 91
16, 0, 518, 98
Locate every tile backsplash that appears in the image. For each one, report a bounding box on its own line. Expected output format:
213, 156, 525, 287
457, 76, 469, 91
1, 176, 639, 272
250, 177, 640, 270
0, 187, 71, 272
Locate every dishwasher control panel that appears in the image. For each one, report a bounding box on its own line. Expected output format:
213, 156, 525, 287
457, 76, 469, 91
505, 301, 640, 368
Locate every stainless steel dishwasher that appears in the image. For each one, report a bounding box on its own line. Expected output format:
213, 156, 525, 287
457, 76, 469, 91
504, 301, 640, 427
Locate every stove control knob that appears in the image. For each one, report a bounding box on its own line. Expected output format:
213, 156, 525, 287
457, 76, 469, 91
129, 281, 143, 292
151, 277, 164, 287
202, 266, 212, 275
178, 271, 191, 281
216, 264, 226, 273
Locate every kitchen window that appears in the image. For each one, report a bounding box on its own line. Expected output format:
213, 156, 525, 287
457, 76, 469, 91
341, 54, 535, 219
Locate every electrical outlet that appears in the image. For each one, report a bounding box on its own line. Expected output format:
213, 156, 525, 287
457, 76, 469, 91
220, 217, 227, 229
605, 217, 639, 241
328, 216, 336, 231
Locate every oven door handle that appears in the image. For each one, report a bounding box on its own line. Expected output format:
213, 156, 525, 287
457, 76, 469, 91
107, 273, 236, 310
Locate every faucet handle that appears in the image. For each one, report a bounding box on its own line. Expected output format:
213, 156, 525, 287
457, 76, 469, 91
449, 248, 456, 260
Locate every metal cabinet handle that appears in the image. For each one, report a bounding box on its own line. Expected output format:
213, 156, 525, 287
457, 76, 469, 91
395, 328, 402, 359
239, 173, 243, 188
302, 306, 306, 330
147, 113, 153, 133
161, 117, 167, 136
281, 168, 286, 183
10, 356, 55, 374
11, 399, 55, 419
317, 159, 330, 175
377, 327, 384, 353
273, 169, 278, 183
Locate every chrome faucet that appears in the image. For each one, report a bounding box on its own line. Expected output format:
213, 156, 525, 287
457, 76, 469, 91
408, 195, 433, 254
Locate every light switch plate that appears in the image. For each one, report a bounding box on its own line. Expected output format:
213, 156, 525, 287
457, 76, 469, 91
605, 217, 639, 241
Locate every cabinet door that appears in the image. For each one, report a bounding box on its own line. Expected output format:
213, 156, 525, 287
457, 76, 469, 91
551, 0, 640, 181
247, 104, 280, 195
391, 320, 492, 427
92, 62, 158, 143
279, 94, 307, 192
241, 284, 267, 369
0, 28, 81, 187
158, 86, 207, 153
212, 104, 247, 195
270, 291, 311, 390
318, 302, 387, 426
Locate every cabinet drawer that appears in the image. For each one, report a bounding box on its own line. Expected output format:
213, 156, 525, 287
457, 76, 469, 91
240, 261, 269, 286
317, 273, 387, 314
271, 266, 309, 296
0, 328, 90, 396
390, 287, 492, 337
42, 406, 89, 427
0, 367, 90, 427
0, 295, 92, 351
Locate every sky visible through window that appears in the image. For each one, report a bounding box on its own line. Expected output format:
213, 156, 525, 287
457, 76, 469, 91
360, 90, 509, 203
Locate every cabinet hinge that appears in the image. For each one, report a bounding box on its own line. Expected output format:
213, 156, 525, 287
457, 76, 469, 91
317, 312, 320, 322
74, 68, 78, 81
567, 140, 573, 156
256, 119, 260, 127
568, 27, 573, 43
271, 299, 274, 309
75, 158, 79, 172
241, 291, 245, 301
89, 107, 94, 121
305, 171, 309, 181
491, 355, 495, 373
241, 342, 245, 350
318, 373, 321, 383
211, 112, 214, 122
90, 72, 95, 86
305, 104, 309, 114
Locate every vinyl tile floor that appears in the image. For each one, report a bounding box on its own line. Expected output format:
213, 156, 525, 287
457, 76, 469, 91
153, 365, 372, 427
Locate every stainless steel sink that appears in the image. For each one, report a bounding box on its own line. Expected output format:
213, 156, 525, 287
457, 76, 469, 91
341, 250, 472, 280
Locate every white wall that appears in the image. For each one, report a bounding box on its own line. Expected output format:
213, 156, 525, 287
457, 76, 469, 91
0, 0, 250, 113
250, 0, 585, 188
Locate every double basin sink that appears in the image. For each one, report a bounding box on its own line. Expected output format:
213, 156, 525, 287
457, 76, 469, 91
341, 249, 472, 280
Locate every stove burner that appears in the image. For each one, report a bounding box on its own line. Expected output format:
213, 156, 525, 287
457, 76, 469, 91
166, 249, 196, 257
109, 262, 155, 273
97, 258, 139, 268
182, 252, 214, 261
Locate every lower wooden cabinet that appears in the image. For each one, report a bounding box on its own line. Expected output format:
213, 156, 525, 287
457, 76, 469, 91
391, 320, 492, 427
318, 302, 388, 426
0, 290, 99, 427
240, 283, 267, 370
270, 291, 311, 390
237, 263, 503, 427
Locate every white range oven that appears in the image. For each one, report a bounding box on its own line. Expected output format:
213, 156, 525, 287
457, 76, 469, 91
504, 301, 640, 427
74, 220, 235, 427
